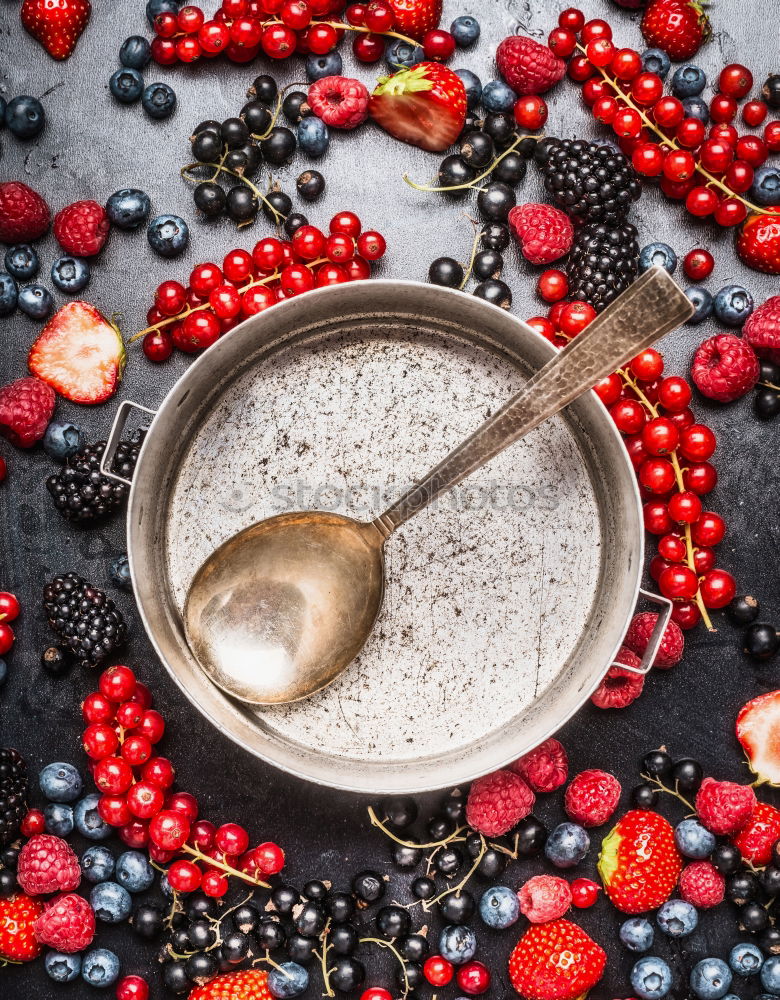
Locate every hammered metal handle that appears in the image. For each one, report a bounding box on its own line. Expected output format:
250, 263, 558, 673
374, 268, 693, 536
99, 399, 157, 486
614, 589, 674, 676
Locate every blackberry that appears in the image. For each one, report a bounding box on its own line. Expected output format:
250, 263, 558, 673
46, 439, 139, 523
539, 138, 642, 225
566, 222, 639, 313
43, 573, 128, 668
0, 748, 28, 848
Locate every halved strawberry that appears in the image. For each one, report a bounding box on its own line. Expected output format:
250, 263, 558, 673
598, 810, 682, 913
28, 301, 125, 404
736, 690, 780, 785
369, 62, 467, 152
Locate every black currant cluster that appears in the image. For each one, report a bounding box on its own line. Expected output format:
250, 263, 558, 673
638, 749, 780, 947
0, 844, 21, 898
754, 358, 780, 421
429, 219, 515, 309
727, 593, 780, 661
186, 73, 325, 226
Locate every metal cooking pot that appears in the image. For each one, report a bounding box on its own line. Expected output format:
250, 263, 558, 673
103, 281, 670, 794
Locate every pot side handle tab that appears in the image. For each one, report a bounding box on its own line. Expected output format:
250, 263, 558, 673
100, 399, 158, 486
613, 589, 674, 676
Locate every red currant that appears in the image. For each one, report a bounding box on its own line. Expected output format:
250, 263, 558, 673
625, 434, 648, 470
514, 95, 548, 129
315, 263, 349, 287
657, 376, 692, 413
168, 859, 203, 893
672, 601, 701, 630
676, 117, 706, 148
691, 511, 725, 547
580, 18, 611, 42
306, 23, 339, 54
548, 27, 577, 58
652, 96, 684, 128
699, 568, 736, 608
570, 877, 600, 908
223, 248, 254, 283
280, 0, 312, 30
199, 20, 230, 54
699, 138, 734, 173
177, 5, 204, 31
537, 269, 568, 303
176, 36, 202, 63
710, 93, 738, 124
667, 490, 702, 524
558, 7, 585, 31
658, 533, 687, 562
215, 822, 250, 857
650, 555, 672, 581
568, 55, 595, 82
130, 682, 153, 710
639, 457, 676, 495
154, 11, 178, 36
150, 36, 177, 64
94, 757, 134, 795
682, 248, 714, 282
344, 256, 371, 281
743, 99, 768, 127
0, 624, 13, 656
725, 160, 754, 193
422, 28, 455, 61
613, 108, 642, 138
202, 870, 229, 897
165, 791, 199, 822
82, 691, 115, 725
457, 961, 491, 996
659, 564, 699, 600
149, 809, 191, 850
611, 47, 642, 81
98, 795, 132, 827
210, 284, 242, 320
261, 22, 297, 57
719, 64, 753, 99
610, 398, 647, 435
594, 97, 619, 126
581, 78, 609, 106
764, 121, 780, 152
632, 142, 665, 176
325, 233, 356, 263
176, 310, 221, 352
99, 664, 137, 702
683, 461, 717, 495
685, 186, 720, 218
20, 809, 45, 837
356, 231, 386, 261
361, 990, 392, 1000
292, 225, 327, 261
127, 780, 165, 820
281, 263, 315, 296
241, 285, 277, 315
253, 237, 285, 272
631, 72, 663, 106
586, 38, 615, 67
710, 123, 739, 147
714, 198, 747, 227
353, 32, 384, 62
119, 820, 150, 849
83, 723, 120, 760
424, 956, 454, 987
630, 348, 663, 382
693, 546, 716, 574
0, 592, 19, 623
735, 134, 768, 166
142, 756, 176, 789
122, 734, 152, 767
190, 819, 217, 850
593, 372, 622, 406
346, 3, 367, 24
559, 301, 596, 336
678, 423, 716, 461
330, 211, 362, 237
667, 406, 694, 431
641, 416, 678, 456
663, 149, 696, 182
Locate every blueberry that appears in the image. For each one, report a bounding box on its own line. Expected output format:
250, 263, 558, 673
109, 553, 132, 591
713, 284, 754, 327
147, 214, 189, 257
450, 15, 480, 47
297, 116, 330, 158
50, 255, 90, 295
642, 49, 671, 78
0, 272, 19, 317
672, 65, 707, 98
142, 82, 177, 120
762, 956, 780, 993
45, 951, 82, 983
631, 956, 673, 1000
455, 69, 483, 110
91, 881, 133, 923
682, 96, 709, 123
42, 420, 85, 462
729, 941, 763, 976
267, 961, 309, 998
385, 38, 425, 71
44, 803, 74, 837
82, 846, 115, 883
0, 659, 7, 687
116, 850, 154, 893
5, 244, 39, 280
751, 165, 780, 207
685, 286, 714, 324
5, 96, 45, 139
306, 50, 342, 81
674, 818, 715, 859
39, 761, 83, 802
106, 189, 151, 230
439, 925, 477, 965
482, 80, 516, 113
639, 242, 677, 275
656, 899, 698, 938
74, 793, 111, 840
544, 822, 590, 868
120, 35, 152, 69
82, 948, 121, 988
478, 885, 520, 929
18, 284, 53, 319
146, 0, 180, 26
690, 958, 733, 1000
109, 68, 144, 105
620, 918, 654, 952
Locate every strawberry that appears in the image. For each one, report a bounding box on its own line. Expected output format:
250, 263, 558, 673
369, 63, 466, 153
598, 810, 682, 913
0, 893, 44, 963
737, 213, 780, 275
508, 919, 606, 1000
21, 0, 91, 60
387, 0, 442, 41
189, 969, 272, 1000
641, 0, 710, 61
736, 689, 780, 785
732, 802, 780, 864
28, 301, 125, 404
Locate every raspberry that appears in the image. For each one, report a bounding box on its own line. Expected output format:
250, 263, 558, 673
307, 76, 370, 129
518, 875, 572, 923
53, 200, 110, 257
17, 834, 81, 896
744, 295, 780, 364
511, 738, 568, 793
732, 802, 780, 864
691, 333, 760, 402
34, 893, 95, 953
496, 35, 566, 96
508, 203, 574, 265
0, 181, 51, 243
564, 770, 621, 828
623, 612, 684, 670
0, 377, 56, 449
590, 648, 644, 709
678, 861, 725, 909
465, 769, 535, 837
695, 776, 756, 835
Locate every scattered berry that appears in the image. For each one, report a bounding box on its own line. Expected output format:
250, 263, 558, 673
518, 874, 572, 923
564, 770, 621, 828
465, 769, 535, 837
511, 738, 568, 793
691, 333, 760, 402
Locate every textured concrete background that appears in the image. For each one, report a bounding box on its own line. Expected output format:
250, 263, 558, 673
2, 0, 780, 996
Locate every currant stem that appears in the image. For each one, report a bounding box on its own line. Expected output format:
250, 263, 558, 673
359, 938, 411, 997
458, 221, 483, 290
318, 19, 421, 49
317, 921, 335, 998
367, 805, 467, 849
575, 43, 770, 217
180, 162, 286, 224
618, 368, 716, 632
421, 837, 486, 912
181, 843, 270, 889
640, 772, 696, 813
251, 81, 309, 144
403, 133, 540, 193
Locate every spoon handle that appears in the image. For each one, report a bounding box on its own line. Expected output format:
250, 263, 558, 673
373, 267, 693, 537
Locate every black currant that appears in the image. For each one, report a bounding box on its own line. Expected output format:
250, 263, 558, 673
188, 921, 216, 951
394, 844, 423, 869
284, 212, 309, 237
459, 131, 494, 168
352, 870, 385, 904
399, 934, 429, 963
428, 257, 464, 288
473, 249, 503, 281
741, 900, 770, 933
303, 880, 328, 901
744, 622, 780, 660
133, 903, 164, 941
271, 884, 299, 914
192, 119, 222, 137
492, 152, 526, 186
256, 918, 286, 951
480, 222, 510, 252
221, 931, 251, 963
330, 956, 365, 992
282, 91, 311, 124
435, 847, 462, 875
761, 359, 780, 383
482, 112, 516, 148
631, 784, 657, 808
518, 136, 538, 158
162, 961, 190, 995
238, 142, 262, 176
754, 388, 780, 420
727, 871, 761, 906
261, 127, 297, 166
263, 189, 293, 223
728, 594, 760, 626
439, 889, 475, 924
474, 278, 512, 308
670, 758, 703, 793
641, 749, 673, 778
224, 149, 248, 175
761, 866, 780, 897
226, 186, 258, 223
41, 646, 70, 676
330, 923, 358, 956
327, 892, 355, 923
233, 904, 260, 934
221, 117, 249, 149
295, 901, 326, 937
171, 927, 190, 953
440, 792, 465, 823
760, 926, 780, 954
399, 963, 424, 990
516, 816, 547, 856
477, 182, 516, 222
185, 952, 219, 984
0, 869, 18, 897
193, 182, 226, 218
185, 893, 219, 922
438, 154, 475, 189
241, 100, 272, 135
297, 169, 326, 202
712, 843, 742, 875
411, 876, 436, 900
427, 816, 453, 840
192, 130, 222, 163
477, 848, 506, 878
763, 74, 780, 108
772, 838, 780, 868
287, 933, 317, 964
376, 905, 411, 939
0, 848, 18, 868
249, 74, 278, 105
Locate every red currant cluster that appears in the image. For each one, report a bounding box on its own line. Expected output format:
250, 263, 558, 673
137, 211, 386, 361
80, 664, 285, 898
526, 305, 733, 632
150, 0, 455, 68
549, 8, 780, 227
0, 590, 20, 658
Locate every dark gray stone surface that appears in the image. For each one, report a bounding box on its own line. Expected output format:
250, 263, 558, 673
2, 0, 780, 996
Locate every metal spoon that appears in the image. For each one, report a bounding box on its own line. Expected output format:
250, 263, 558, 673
184, 267, 693, 705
